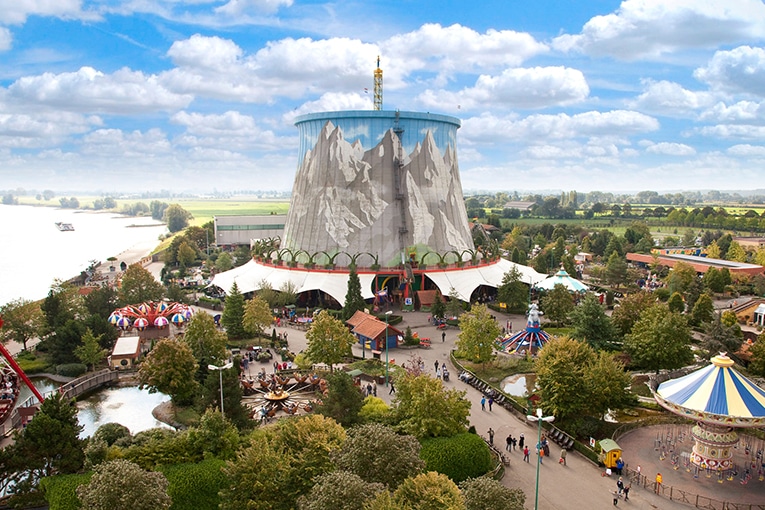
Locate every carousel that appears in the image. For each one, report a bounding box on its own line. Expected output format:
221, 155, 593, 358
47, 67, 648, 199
654, 353, 765, 471
241, 371, 323, 422
534, 267, 589, 294
499, 303, 551, 356
108, 301, 194, 334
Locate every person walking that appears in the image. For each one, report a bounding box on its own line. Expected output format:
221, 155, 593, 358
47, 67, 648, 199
616, 477, 624, 494
506, 434, 512, 452
623, 484, 630, 501
434, 360, 439, 373
523, 446, 530, 462
612, 489, 620, 506
655, 473, 662, 494
511, 436, 517, 451
480, 396, 486, 411
372, 384, 377, 397
559, 448, 567, 466
519, 433, 525, 450
488, 396, 494, 411
487, 427, 494, 446
389, 380, 395, 394
441, 331, 446, 342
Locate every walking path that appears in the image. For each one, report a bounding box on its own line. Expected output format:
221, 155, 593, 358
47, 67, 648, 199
276, 309, 698, 509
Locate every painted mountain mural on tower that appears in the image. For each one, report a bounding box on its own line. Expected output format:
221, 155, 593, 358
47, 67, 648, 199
283, 120, 473, 266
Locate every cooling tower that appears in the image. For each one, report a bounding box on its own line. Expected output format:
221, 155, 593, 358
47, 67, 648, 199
283, 111, 474, 267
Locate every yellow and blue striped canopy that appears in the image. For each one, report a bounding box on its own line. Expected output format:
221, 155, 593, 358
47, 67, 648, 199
656, 354, 765, 424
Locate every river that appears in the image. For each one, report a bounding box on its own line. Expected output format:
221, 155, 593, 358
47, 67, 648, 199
0, 204, 166, 306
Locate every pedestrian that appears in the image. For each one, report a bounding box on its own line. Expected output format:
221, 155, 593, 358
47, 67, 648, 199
442, 331, 446, 342
512, 436, 517, 451
537, 444, 544, 464
519, 433, 525, 449
434, 361, 439, 372
436, 368, 442, 379
487, 427, 494, 445
623, 484, 630, 501
655, 472, 662, 494
480, 396, 486, 411
389, 380, 395, 394
559, 448, 567, 466
488, 396, 494, 411
506, 434, 512, 452
612, 490, 619, 506
616, 458, 624, 475
372, 384, 377, 397
523, 446, 530, 462
616, 477, 624, 494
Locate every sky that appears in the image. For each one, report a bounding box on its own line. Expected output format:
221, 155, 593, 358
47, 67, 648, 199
1, 0, 765, 194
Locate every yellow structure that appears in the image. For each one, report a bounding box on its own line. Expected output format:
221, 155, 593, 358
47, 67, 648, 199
374, 56, 383, 110
599, 439, 622, 468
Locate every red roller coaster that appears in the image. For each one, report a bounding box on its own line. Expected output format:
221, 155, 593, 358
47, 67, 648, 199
0, 316, 45, 427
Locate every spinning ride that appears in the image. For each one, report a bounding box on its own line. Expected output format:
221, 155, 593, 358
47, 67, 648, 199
499, 303, 551, 356
655, 353, 765, 471
108, 301, 193, 332
241, 372, 323, 421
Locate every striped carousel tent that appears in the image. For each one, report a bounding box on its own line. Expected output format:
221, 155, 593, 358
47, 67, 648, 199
655, 353, 765, 427
655, 353, 765, 470
534, 268, 588, 293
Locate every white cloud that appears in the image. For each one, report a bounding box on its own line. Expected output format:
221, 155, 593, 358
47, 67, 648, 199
697, 124, 765, 139
214, 0, 293, 16
694, 46, 765, 98
0, 27, 11, 51
461, 110, 659, 143
284, 92, 372, 122
0, 110, 99, 148
644, 142, 696, 156
171, 110, 292, 151
699, 101, 765, 124
629, 80, 712, 116
727, 144, 765, 156
0, 0, 98, 24
385, 23, 547, 79
552, 0, 765, 60
418, 67, 588, 111
7, 66, 193, 114
81, 128, 172, 156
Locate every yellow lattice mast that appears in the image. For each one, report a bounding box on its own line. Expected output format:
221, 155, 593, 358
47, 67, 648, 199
374, 55, 383, 111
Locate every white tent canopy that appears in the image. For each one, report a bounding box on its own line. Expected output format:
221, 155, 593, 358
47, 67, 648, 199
534, 268, 589, 293
210, 258, 545, 307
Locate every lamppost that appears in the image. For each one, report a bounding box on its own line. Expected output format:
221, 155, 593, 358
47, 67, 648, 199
526, 407, 555, 510
384, 310, 392, 386
208, 361, 234, 418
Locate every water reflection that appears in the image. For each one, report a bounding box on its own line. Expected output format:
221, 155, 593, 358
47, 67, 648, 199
501, 373, 537, 397
77, 386, 171, 438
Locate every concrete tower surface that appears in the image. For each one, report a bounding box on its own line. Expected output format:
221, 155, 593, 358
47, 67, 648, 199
283, 110, 474, 267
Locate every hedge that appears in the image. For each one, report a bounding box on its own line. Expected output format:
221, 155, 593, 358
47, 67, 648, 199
161, 458, 228, 510
40, 472, 92, 510
56, 363, 87, 377
420, 433, 493, 483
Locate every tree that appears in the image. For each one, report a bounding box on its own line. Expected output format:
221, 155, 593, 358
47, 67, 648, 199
221, 282, 247, 340
0, 298, 42, 350
624, 304, 694, 373
611, 291, 655, 337
703, 267, 726, 294
605, 251, 628, 288
749, 333, 765, 377
77, 459, 171, 510
706, 240, 721, 259
216, 252, 233, 271
119, 264, 164, 304
83, 285, 120, 318
459, 476, 525, 510
690, 293, 715, 327
187, 408, 241, 461
539, 284, 574, 324
243, 295, 272, 336
201, 364, 249, 428
305, 310, 355, 372
138, 338, 199, 405
392, 374, 470, 439
535, 336, 631, 421
74, 328, 108, 371
702, 313, 743, 359
497, 266, 528, 313
332, 423, 425, 488
164, 203, 192, 233
445, 288, 464, 318
430, 293, 446, 320
569, 293, 618, 350
667, 292, 685, 314
726, 240, 747, 262
183, 312, 227, 371
2, 392, 84, 497
315, 371, 365, 427
392, 471, 465, 510
297, 471, 385, 510
666, 261, 697, 295
455, 304, 500, 365
342, 266, 367, 320
177, 241, 197, 268
220, 439, 294, 510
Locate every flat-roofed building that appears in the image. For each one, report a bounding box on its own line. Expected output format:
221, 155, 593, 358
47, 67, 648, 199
214, 215, 286, 247
733, 237, 765, 250
626, 252, 764, 276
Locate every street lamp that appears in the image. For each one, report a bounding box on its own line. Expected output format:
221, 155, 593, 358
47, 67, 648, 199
526, 407, 555, 510
384, 310, 393, 386
208, 361, 234, 418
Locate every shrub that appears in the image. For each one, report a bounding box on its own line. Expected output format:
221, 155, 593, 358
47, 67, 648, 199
57, 363, 87, 377
161, 459, 228, 510
420, 433, 492, 483
16, 353, 52, 374
41, 473, 92, 510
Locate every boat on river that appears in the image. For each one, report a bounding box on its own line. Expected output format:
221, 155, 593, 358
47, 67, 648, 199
55, 222, 75, 231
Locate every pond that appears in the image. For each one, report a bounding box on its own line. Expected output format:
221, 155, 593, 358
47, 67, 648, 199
501, 373, 537, 397
19, 377, 171, 438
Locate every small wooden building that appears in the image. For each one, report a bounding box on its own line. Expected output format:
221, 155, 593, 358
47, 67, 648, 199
109, 336, 142, 369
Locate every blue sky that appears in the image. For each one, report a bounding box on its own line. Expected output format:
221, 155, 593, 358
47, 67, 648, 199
1, 0, 764, 194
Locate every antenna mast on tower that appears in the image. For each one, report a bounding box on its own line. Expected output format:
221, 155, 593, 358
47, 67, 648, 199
374, 56, 383, 110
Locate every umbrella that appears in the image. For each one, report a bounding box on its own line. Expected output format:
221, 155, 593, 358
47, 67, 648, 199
137, 303, 150, 315
154, 316, 169, 328
116, 317, 132, 330
134, 317, 149, 331
157, 302, 169, 313
171, 313, 186, 326
108, 313, 121, 325
183, 308, 193, 319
